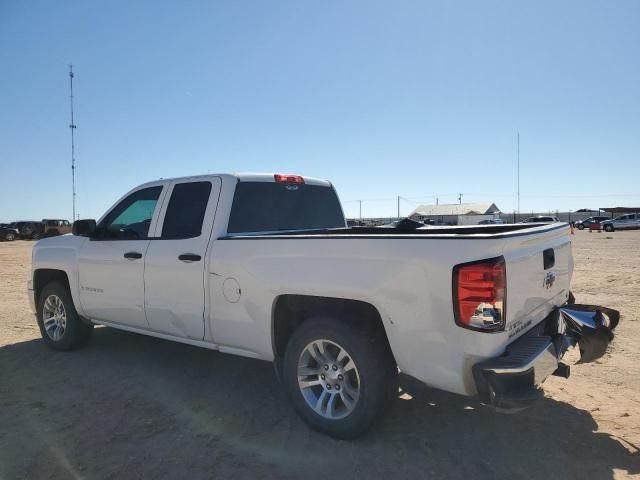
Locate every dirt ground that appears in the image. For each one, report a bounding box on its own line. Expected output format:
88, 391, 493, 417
1, 232, 639, 479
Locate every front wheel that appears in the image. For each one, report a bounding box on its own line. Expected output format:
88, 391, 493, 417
603, 224, 614, 232
37, 282, 93, 351
283, 316, 397, 439
4, 232, 15, 241
577, 224, 584, 230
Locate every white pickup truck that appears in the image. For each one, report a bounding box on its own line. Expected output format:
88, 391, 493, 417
29, 173, 618, 438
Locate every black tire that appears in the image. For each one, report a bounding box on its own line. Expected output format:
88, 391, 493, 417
37, 282, 93, 351
283, 316, 397, 439
4, 232, 15, 241
577, 224, 584, 230
604, 224, 614, 232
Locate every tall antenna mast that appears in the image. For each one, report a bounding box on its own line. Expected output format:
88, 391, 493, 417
69, 65, 77, 221
517, 132, 520, 214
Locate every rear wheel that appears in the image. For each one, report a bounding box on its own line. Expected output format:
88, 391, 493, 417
283, 316, 397, 439
577, 224, 584, 230
37, 282, 93, 351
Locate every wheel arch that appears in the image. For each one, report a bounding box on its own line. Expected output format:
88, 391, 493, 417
33, 268, 90, 325
33, 269, 71, 307
271, 294, 396, 368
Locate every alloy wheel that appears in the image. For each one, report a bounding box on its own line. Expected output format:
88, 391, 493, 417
42, 294, 67, 341
297, 339, 361, 420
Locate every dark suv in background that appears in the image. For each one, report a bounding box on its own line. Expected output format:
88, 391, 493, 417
0, 224, 19, 241
10, 221, 44, 240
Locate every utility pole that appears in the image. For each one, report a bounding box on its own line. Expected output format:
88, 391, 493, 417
397, 196, 400, 219
358, 200, 362, 221
436, 197, 439, 205
517, 132, 520, 214
458, 193, 463, 205
69, 65, 77, 221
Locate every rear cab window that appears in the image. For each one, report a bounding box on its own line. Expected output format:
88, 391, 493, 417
227, 180, 345, 234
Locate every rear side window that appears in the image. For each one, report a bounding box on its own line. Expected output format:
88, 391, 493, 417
161, 181, 212, 239
227, 182, 344, 233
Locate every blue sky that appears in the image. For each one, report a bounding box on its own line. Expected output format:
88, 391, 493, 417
1, 0, 639, 221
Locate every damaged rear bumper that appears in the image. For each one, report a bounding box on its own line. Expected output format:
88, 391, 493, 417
473, 304, 620, 412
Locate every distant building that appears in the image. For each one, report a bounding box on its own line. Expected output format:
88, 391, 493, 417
409, 202, 501, 225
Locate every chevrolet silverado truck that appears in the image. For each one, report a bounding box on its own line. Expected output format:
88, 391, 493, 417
28, 173, 619, 438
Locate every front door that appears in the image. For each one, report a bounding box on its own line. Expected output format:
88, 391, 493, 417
78, 184, 165, 328
144, 178, 221, 339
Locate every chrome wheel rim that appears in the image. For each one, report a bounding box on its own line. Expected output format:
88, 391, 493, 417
297, 339, 360, 420
42, 294, 67, 341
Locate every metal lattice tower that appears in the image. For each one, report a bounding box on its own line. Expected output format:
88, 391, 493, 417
69, 65, 77, 220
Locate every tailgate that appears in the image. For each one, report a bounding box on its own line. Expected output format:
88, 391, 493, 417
502, 224, 572, 339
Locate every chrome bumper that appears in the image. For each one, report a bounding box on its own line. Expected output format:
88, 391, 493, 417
473, 304, 619, 411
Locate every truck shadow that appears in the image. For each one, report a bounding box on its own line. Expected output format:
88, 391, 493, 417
1, 327, 637, 480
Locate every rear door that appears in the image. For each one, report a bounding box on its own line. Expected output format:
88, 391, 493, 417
143, 178, 221, 339
616, 215, 632, 229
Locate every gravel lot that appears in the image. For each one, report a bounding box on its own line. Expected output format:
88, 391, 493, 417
1, 232, 639, 479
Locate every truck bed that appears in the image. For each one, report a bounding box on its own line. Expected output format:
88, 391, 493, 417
221, 222, 566, 239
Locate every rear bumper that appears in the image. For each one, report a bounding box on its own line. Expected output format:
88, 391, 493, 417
473, 304, 619, 412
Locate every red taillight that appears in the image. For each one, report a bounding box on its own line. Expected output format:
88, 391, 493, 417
274, 174, 305, 185
453, 257, 506, 332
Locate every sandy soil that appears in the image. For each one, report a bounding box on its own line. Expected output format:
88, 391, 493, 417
1, 232, 639, 479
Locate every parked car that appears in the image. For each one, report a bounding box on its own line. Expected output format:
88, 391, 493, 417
0, 225, 19, 241
574, 216, 610, 230
523, 215, 559, 223
11, 221, 44, 239
28, 173, 618, 438
378, 218, 427, 230
601, 213, 640, 232
42, 219, 72, 237
478, 218, 504, 225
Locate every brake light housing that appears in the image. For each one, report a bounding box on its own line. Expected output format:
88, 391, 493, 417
274, 174, 305, 185
453, 256, 506, 332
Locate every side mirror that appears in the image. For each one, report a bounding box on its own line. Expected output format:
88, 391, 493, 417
72, 219, 97, 237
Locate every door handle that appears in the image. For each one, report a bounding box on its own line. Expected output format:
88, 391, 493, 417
178, 253, 202, 262
124, 251, 143, 260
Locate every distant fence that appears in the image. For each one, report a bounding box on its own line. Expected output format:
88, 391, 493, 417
348, 211, 615, 227
498, 212, 613, 223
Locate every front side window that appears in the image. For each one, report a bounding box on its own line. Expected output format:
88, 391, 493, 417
97, 186, 162, 239
161, 181, 212, 239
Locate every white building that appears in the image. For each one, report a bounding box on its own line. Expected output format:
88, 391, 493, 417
409, 202, 501, 225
